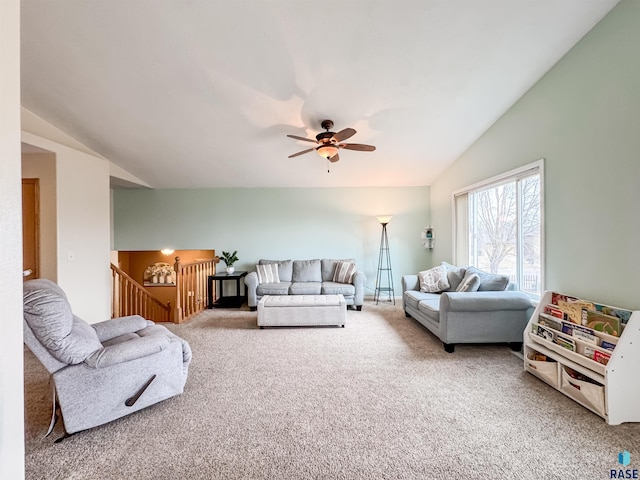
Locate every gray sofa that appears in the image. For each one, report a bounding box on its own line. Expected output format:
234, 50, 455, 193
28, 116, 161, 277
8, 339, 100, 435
402, 263, 534, 352
245, 258, 365, 311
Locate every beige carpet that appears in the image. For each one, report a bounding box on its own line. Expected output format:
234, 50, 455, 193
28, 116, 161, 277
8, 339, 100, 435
24, 301, 640, 479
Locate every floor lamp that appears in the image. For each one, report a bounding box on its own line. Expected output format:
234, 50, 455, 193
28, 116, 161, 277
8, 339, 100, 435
374, 215, 395, 305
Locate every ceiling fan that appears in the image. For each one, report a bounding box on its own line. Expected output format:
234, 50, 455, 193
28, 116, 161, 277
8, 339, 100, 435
287, 120, 376, 163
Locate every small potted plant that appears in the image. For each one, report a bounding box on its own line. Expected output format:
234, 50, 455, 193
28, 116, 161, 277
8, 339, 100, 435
221, 250, 239, 274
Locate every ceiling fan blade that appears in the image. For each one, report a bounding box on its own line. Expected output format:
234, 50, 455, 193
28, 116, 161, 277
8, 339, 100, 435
339, 143, 376, 152
288, 148, 315, 158
332, 128, 356, 143
329, 153, 340, 163
287, 134, 317, 144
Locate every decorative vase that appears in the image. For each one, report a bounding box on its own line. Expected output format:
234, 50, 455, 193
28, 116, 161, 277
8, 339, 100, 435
152, 275, 158, 284
159, 275, 166, 284
226, 266, 235, 274
165, 274, 173, 284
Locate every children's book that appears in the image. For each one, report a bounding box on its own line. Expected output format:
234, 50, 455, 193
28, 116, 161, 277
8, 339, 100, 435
593, 303, 633, 325
555, 334, 576, 352
561, 322, 574, 336
593, 349, 612, 365
536, 324, 556, 341
538, 313, 562, 331
582, 309, 621, 337
544, 304, 567, 320
583, 345, 596, 360
557, 299, 595, 324
535, 324, 556, 342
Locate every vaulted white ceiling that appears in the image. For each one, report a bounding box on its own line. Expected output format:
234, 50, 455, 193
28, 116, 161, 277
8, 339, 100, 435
20, 0, 618, 188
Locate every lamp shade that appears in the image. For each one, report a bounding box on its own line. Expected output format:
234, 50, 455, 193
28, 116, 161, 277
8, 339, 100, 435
376, 215, 393, 225
317, 145, 339, 159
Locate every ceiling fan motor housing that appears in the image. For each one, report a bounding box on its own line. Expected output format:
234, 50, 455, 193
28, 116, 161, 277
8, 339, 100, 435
316, 131, 335, 143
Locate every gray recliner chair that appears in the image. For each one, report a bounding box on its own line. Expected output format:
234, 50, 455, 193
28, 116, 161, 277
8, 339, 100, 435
23, 279, 192, 440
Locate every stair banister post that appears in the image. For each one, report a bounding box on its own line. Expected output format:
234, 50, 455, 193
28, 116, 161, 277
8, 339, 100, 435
173, 256, 183, 323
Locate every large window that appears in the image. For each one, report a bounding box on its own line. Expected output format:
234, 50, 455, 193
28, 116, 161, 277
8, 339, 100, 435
454, 160, 543, 299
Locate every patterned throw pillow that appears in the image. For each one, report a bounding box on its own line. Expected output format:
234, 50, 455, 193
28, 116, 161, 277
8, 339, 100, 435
332, 261, 357, 284
256, 263, 279, 284
418, 265, 450, 293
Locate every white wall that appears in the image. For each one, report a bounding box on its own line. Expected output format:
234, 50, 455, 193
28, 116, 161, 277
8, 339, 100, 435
21, 152, 58, 281
0, 0, 25, 477
113, 186, 432, 297
22, 131, 112, 323
430, 0, 640, 310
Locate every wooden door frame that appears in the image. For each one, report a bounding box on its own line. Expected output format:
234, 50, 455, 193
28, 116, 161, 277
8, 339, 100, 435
22, 178, 40, 279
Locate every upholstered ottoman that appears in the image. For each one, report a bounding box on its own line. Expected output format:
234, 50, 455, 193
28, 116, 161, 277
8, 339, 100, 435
257, 294, 347, 328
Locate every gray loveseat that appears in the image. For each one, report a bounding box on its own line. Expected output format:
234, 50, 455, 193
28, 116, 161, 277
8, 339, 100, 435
245, 258, 365, 311
402, 263, 534, 352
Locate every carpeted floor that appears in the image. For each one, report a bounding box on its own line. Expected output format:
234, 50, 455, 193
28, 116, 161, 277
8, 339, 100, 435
24, 301, 640, 479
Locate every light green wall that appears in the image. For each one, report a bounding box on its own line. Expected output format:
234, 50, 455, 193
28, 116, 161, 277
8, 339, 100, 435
430, 0, 640, 310
113, 186, 431, 296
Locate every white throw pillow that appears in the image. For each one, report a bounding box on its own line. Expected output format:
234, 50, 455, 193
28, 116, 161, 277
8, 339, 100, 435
256, 263, 279, 284
332, 261, 357, 284
418, 265, 450, 293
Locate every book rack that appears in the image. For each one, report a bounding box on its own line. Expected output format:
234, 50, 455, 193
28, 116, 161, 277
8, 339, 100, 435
523, 290, 640, 425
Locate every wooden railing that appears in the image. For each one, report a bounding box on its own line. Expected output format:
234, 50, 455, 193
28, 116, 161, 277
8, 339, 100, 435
110, 263, 171, 323
173, 256, 219, 323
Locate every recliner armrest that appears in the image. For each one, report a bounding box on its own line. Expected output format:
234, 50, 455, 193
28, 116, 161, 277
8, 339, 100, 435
84, 335, 170, 368
441, 291, 533, 312
92, 315, 153, 343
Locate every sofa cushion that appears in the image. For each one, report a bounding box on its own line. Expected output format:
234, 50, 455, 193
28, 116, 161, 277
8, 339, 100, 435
289, 282, 322, 295
418, 265, 450, 293
456, 272, 481, 292
259, 259, 293, 282
332, 261, 357, 284
403, 290, 441, 310
23, 279, 102, 364
465, 266, 510, 291
257, 282, 291, 295
256, 263, 279, 284
292, 259, 322, 282
441, 262, 466, 292
417, 299, 441, 323
322, 281, 355, 296
321, 258, 356, 282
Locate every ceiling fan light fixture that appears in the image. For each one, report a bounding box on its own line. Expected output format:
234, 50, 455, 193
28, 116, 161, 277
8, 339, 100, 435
316, 145, 339, 159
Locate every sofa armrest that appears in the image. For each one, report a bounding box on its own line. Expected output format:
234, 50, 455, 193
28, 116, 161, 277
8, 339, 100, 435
402, 275, 419, 293
84, 335, 170, 368
92, 315, 153, 343
351, 270, 366, 306
245, 271, 259, 308
440, 291, 533, 312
